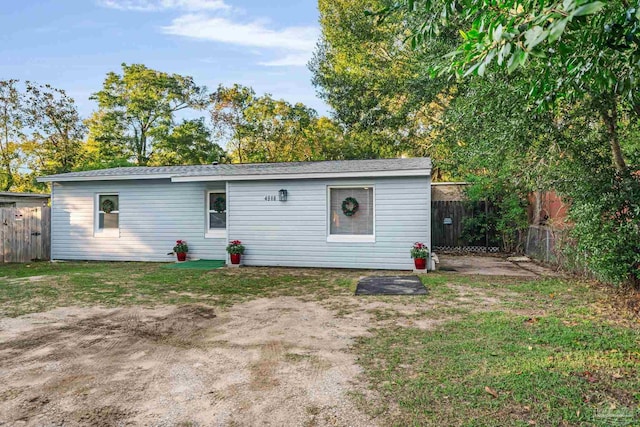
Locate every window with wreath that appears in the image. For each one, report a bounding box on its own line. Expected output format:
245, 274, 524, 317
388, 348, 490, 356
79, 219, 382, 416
207, 191, 226, 237
96, 194, 119, 234
328, 186, 374, 241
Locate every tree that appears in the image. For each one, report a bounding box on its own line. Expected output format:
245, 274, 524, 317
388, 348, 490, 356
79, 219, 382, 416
209, 84, 255, 164
151, 118, 226, 165
22, 82, 86, 176
310, 0, 456, 170
89, 63, 208, 165
387, 0, 639, 173
382, 0, 640, 284
0, 80, 23, 190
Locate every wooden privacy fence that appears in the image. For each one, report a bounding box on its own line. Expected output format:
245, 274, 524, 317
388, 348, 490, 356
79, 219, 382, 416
431, 200, 499, 252
0, 207, 51, 263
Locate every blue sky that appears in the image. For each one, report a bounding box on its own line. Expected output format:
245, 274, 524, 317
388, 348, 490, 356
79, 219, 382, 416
0, 0, 328, 118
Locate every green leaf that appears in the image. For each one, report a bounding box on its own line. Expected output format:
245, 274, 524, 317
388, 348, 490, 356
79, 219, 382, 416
572, 2, 604, 17
524, 26, 549, 50
548, 18, 569, 42
492, 24, 503, 43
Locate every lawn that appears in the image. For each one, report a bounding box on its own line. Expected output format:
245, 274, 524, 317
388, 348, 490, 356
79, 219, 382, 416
0, 261, 638, 426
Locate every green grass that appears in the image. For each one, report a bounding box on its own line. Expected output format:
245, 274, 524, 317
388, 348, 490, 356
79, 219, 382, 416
0, 261, 358, 317
356, 276, 640, 426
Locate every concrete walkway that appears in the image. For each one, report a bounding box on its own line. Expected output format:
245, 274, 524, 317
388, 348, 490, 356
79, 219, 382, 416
437, 255, 558, 277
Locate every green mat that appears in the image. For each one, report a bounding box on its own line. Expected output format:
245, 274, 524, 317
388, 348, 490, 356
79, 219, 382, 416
164, 259, 226, 270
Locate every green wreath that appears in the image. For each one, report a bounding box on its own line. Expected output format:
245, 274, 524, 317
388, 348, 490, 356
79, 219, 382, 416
102, 199, 115, 213
341, 197, 359, 217
213, 196, 226, 213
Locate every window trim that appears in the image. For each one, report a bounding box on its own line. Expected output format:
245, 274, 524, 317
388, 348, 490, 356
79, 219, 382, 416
326, 185, 375, 243
94, 193, 120, 238
205, 190, 227, 239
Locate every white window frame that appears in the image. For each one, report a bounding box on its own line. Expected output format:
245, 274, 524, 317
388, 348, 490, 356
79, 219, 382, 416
206, 190, 227, 239
327, 185, 375, 243
94, 193, 120, 238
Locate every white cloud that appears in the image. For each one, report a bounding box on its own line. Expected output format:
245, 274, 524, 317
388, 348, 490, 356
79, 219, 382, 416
97, 0, 229, 12
258, 53, 311, 67
101, 1, 319, 67
162, 14, 318, 52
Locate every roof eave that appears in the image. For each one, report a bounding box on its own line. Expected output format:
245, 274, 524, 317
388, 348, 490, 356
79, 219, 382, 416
36, 168, 432, 183
170, 169, 431, 183
36, 174, 175, 183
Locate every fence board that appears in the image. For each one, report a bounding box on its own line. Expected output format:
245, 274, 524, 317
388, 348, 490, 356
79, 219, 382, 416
0, 207, 51, 263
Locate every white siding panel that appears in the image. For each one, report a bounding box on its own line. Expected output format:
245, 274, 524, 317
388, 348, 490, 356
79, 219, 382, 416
51, 180, 226, 261
228, 177, 430, 270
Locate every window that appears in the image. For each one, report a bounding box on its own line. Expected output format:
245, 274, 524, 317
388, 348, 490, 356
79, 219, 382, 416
328, 186, 374, 242
206, 191, 226, 238
95, 194, 119, 236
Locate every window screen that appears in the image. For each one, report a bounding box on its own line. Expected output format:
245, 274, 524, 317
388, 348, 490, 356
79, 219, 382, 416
329, 187, 374, 236
98, 194, 119, 230
208, 192, 226, 230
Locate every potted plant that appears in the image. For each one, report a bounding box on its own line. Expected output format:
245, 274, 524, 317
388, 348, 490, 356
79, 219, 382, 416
173, 240, 188, 262
226, 240, 245, 265
411, 242, 428, 270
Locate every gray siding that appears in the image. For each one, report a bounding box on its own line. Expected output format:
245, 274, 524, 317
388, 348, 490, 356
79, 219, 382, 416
228, 177, 430, 270
51, 176, 431, 269
51, 180, 226, 261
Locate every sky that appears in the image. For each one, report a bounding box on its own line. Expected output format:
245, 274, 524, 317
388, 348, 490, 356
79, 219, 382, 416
0, 0, 329, 118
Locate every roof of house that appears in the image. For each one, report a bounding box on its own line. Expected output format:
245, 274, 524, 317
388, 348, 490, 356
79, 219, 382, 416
0, 192, 51, 198
37, 158, 432, 183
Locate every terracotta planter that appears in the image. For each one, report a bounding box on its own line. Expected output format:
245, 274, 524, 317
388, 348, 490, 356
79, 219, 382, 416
414, 258, 426, 270
176, 252, 187, 262
230, 253, 241, 265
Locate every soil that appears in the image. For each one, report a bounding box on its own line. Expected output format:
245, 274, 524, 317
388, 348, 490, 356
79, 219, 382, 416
0, 298, 377, 427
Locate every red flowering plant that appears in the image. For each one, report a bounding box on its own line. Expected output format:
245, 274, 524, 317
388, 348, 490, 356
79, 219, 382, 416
410, 242, 428, 259
173, 240, 188, 254
226, 240, 245, 255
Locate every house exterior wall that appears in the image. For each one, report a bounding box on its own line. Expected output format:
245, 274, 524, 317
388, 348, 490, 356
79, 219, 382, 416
51, 175, 431, 270
228, 176, 430, 270
51, 179, 226, 261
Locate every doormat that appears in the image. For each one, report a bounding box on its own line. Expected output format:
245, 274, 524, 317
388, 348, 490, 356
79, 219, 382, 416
164, 259, 226, 270
355, 275, 428, 295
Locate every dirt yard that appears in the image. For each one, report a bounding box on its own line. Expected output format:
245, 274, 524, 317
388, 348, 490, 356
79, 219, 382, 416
1, 259, 637, 426
0, 297, 383, 426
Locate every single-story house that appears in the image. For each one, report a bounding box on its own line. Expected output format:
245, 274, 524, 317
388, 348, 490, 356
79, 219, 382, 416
37, 158, 432, 270
0, 192, 50, 208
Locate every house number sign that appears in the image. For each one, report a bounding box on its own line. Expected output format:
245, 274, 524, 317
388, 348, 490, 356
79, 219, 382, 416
443, 217, 453, 225
264, 195, 278, 201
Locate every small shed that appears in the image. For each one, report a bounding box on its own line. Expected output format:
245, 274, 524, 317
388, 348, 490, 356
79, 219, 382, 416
0, 192, 50, 208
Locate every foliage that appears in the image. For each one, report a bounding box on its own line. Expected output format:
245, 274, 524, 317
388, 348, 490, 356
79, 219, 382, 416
410, 242, 429, 259
565, 172, 640, 285
464, 177, 529, 253
226, 240, 245, 255
0, 80, 24, 191
370, 0, 640, 285
210, 84, 255, 164
172, 240, 188, 253
311, 0, 459, 175
210, 84, 371, 163
150, 118, 226, 166
22, 82, 86, 180
89, 63, 208, 166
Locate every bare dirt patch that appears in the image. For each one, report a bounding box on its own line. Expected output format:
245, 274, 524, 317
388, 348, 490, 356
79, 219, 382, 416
438, 254, 560, 277
0, 298, 374, 426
